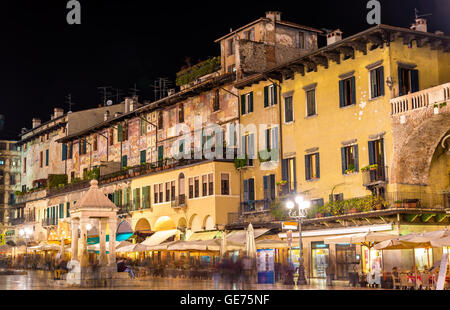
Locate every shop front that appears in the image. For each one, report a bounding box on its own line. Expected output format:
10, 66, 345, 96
335, 243, 357, 280
362, 246, 383, 273
310, 242, 329, 278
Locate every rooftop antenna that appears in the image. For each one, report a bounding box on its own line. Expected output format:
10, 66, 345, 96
129, 83, 140, 100
98, 86, 113, 107
114, 88, 125, 104
150, 78, 172, 101
65, 94, 76, 112
414, 8, 432, 20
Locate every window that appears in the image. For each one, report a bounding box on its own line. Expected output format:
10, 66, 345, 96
133, 188, 141, 210
158, 111, 164, 130
158, 145, 164, 162
243, 28, 255, 41
59, 204, 64, 219
306, 89, 316, 117
140, 150, 146, 164
311, 198, 325, 207
341, 145, 359, 174
40, 151, 43, 168
189, 178, 194, 199
243, 178, 255, 210
154, 184, 159, 204
241, 134, 254, 166
282, 158, 297, 194
70, 171, 75, 181
93, 135, 98, 152
140, 118, 147, 136
227, 38, 235, 56
62, 144, 68, 161
159, 184, 163, 203
69, 143, 73, 159
398, 67, 419, 96
122, 155, 127, 168
227, 64, 236, 73
194, 177, 200, 198
141, 186, 150, 209
263, 174, 276, 201
9, 174, 16, 185
368, 139, 385, 166
165, 182, 171, 202
23, 157, 27, 173
179, 104, 184, 123
109, 128, 114, 145
9, 143, 17, 151
240, 92, 253, 115
118, 123, 128, 142
66, 202, 70, 218
45, 149, 49, 166
264, 84, 277, 107
339, 77, 356, 107
370, 66, 385, 99
171, 181, 175, 201
79, 140, 87, 155
305, 153, 320, 181
208, 173, 214, 196
213, 89, 220, 112
297, 31, 305, 49
202, 175, 207, 197
221, 174, 230, 195
0, 143, 6, 150
284, 96, 294, 123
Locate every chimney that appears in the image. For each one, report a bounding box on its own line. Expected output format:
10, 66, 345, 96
124, 98, 135, 113
411, 18, 427, 32
32, 118, 41, 128
266, 11, 281, 22
54, 108, 64, 119
168, 89, 176, 96
104, 111, 110, 121
327, 29, 343, 45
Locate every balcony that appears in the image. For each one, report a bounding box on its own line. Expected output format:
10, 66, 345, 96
362, 165, 388, 187
9, 217, 25, 226
171, 195, 187, 208
391, 82, 450, 115
241, 199, 272, 213
15, 189, 47, 204
41, 217, 57, 227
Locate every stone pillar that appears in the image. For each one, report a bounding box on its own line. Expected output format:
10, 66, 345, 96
71, 218, 80, 261
79, 218, 89, 267
99, 218, 108, 266
108, 217, 117, 266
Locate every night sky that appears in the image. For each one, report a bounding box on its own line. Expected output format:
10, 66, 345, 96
0, 0, 448, 140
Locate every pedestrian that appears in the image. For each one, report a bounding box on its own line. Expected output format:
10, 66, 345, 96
326, 263, 334, 287
349, 262, 360, 287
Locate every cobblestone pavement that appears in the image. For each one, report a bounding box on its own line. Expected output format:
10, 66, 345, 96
0, 270, 386, 290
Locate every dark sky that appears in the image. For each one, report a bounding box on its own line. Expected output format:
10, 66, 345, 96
0, 0, 448, 140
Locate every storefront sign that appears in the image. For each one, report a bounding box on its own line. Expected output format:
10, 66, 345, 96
282, 222, 298, 230
0, 234, 5, 246
5, 230, 15, 241
286, 230, 293, 247
257, 249, 275, 284
436, 253, 449, 291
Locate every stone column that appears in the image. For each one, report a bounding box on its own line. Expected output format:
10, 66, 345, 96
99, 218, 108, 266
108, 217, 117, 266
79, 218, 89, 267
71, 218, 80, 261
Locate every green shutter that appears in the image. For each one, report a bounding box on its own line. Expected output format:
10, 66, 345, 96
114, 190, 119, 205
45, 149, 49, 166
354, 145, 359, 172
379, 66, 385, 96
158, 146, 164, 161
341, 148, 347, 174
398, 67, 404, 96
339, 80, 345, 107
411, 69, 419, 93
305, 155, 311, 180
118, 124, 123, 142
133, 189, 137, 210
249, 92, 254, 113
351, 77, 356, 105
62, 144, 67, 161
66, 202, 70, 218
241, 94, 246, 115
316, 153, 320, 179
122, 155, 127, 168
264, 86, 269, 107
273, 84, 278, 105
368, 141, 375, 165
140, 150, 146, 164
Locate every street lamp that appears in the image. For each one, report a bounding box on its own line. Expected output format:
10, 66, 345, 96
19, 227, 33, 267
286, 195, 311, 286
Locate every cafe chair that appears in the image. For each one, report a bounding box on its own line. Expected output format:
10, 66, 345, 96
392, 274, 401, 290
399, 274, 408, 290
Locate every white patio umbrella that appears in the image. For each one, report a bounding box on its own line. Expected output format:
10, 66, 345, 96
220, 231, 227, 257
167, 240, 209, 251
245, 223, 257, 259
431, 236, 450, 248
374, 230, 450, 250
116, 243, 152, 253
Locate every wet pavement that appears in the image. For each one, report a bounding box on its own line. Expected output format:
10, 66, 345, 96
0, 269, 386, 290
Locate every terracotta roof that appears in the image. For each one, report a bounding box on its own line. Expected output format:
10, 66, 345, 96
72, 180, 118, 211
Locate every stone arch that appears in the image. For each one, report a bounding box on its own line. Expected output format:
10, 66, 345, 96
189, 214, 202, 232
203, 215, 215, 231
392, 111, 450, 185
117, 220, 133, 234
134, 218, 151, 232
153, 216, 176, 231
177, 217, 187, 230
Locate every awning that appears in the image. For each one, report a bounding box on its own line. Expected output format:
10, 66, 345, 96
227, 229, 270, 244
87, 233, 133, 245
187, 231, 222, 241
256, 239, 290, 249
141, 229, 180, 246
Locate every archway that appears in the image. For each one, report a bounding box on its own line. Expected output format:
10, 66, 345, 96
203, 215, 215, 231
134, 218, 151, 233
189, 214, 202, 232
154, 216, 176, 231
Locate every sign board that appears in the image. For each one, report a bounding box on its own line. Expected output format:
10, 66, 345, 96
0, 234, 5, 246
282, 221, 298, 230
436, 253, 449, 291
257, 249, 275, 284
286, 230, 293, 247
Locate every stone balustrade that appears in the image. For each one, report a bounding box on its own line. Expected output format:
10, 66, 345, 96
391, 82, 450, 115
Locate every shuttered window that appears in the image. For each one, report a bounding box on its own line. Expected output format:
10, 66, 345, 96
62, 144, 68, 161
264, 84, 278, 107
142, 186, 151, 209
284, 96, 294, 122
341, 145, 359, 174
305, 153, 320, 181
306, 89, 316, 116
339, 76, 356, 107
45, 149, 49, 166
140, 150, 146, 164
370, 66, 385, 98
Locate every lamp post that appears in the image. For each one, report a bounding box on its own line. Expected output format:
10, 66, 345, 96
286, 195, 311, 286
19, 227, 33, 267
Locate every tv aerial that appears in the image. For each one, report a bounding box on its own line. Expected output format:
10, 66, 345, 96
414, 8, 432, 20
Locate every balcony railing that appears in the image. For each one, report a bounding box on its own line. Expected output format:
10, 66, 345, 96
9, 217, 25, 226
241, 199, 272, 213
362, 165, 388, 187
41, 217, 57, 227
171, 194, 187, 208
391, 82, 450, 115
15, 189, 47, 204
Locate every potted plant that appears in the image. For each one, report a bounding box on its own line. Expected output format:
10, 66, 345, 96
345, 164, 356, 175
405, 199, 419, 209
394, 200, 403, 208
369, 164, 379, 171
